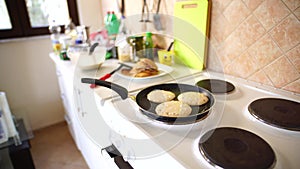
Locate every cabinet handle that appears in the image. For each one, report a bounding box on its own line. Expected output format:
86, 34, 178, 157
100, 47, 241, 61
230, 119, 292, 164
102, 144, 133, 169
75, 88, 87, 117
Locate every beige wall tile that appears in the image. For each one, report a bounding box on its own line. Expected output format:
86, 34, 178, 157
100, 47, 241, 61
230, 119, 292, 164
282, 0, 300, 10
264, 56, 300, 87
207, 0, 300, 93
248, 70, 273, 85
216, 32, 244, 66
235, 15, 266, 47
286, 45, 300, 72
225, 51, 259, 78
242, 0, 264, 11
223, 0, 251, 28
270, 14, 300, 52
254, 0, 290, 30
248, 34, 282, 68
294, 7, 300, 20
212, 0, 232, 12
210, 13, 234, 43
283, 79, 300, 93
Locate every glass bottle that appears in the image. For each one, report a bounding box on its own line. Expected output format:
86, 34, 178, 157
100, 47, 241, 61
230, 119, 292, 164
144, 32, 154, 60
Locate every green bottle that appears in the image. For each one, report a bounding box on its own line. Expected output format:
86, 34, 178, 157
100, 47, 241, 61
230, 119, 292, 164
144, 32, 154, 60
109, 11, 120, 35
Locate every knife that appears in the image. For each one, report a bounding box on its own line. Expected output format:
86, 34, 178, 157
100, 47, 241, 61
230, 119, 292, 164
90, 62, 132, 88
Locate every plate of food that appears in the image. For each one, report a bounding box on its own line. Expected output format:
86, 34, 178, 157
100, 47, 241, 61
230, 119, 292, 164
116, 58, 173, 80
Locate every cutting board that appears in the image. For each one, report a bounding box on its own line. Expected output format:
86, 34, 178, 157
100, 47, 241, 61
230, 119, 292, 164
173, 0, 210, 70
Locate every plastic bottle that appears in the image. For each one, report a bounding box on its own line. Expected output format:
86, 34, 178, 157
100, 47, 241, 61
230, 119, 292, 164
49, 20, 62, 54
108, 11, 120, 36
144, 32, 154, 60
64, 18, 76, 35
104, 11, 111, 29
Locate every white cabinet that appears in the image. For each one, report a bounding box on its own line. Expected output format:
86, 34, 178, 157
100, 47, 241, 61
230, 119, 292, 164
51, 54, 121, 169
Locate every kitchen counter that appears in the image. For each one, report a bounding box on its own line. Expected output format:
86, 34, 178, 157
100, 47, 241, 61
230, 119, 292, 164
50, 53, 203, 168
51, 53, 300, 169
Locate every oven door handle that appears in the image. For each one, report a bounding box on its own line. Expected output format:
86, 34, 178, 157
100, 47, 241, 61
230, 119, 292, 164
102, 144, 133, 169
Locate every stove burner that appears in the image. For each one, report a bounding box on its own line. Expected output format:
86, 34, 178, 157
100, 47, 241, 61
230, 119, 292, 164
248, 98, 300, 131
199, 127, 276, 169
196, 79, 235, 94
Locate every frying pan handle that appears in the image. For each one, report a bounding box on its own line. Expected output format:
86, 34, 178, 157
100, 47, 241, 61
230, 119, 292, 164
81, 78, 128, 100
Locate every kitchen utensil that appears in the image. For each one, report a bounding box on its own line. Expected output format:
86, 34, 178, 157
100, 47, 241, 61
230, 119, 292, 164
173, 0, 210, 70
140, 0, 151, 22
90, 63, 132, 88
153, 0, 163, 30
167, 41, 174, 51
82, 78, 215, 124
89, 42, 99, 55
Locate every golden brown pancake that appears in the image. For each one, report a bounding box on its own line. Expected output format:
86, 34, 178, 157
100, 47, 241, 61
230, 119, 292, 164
155, 101, 192, 117
177, 92, 209, 106
147, 90, 176, 103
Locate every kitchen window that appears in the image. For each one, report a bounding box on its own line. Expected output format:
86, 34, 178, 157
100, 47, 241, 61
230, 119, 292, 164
0, 0, 79, 40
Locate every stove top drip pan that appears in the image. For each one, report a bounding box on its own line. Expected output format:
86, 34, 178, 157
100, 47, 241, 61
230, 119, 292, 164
199, 127, 276, 169
248, 98, 300, 131
196, 79, 235, 94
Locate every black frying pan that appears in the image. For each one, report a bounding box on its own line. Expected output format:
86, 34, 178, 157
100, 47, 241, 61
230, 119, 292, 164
81, 78, 215, 124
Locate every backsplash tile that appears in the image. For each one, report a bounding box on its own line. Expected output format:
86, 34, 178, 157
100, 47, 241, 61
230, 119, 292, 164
270, 14, 300, 52
223, 0, 250, 29
286, 45, 300, 72
248, 34, 282, 69
294, 7, 300, 20
225, 51, 259, 78
254, 0, 290, 31
248, 70, 273, 86
208, 0, 300, 93
283, 79, 300, 93
242, 0, 264, 11
282, 0, 300, 10
236, 15, 266, 47
264, 56, 299, 88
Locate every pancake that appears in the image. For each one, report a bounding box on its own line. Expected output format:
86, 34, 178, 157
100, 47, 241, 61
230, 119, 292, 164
155, 101, 192, 117
147, 90, 176, 103
129, 58, 159, 77
177, 92, 209, 106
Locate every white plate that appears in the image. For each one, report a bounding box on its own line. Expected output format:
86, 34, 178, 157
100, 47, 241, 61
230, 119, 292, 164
116, 63, 173, 80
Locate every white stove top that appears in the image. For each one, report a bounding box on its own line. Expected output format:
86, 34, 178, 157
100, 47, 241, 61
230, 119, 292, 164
95, 71, 300, 169
75, 60, 300, 169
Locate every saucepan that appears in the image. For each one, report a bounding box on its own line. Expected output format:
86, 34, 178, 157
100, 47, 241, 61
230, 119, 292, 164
81, 78, 215, 124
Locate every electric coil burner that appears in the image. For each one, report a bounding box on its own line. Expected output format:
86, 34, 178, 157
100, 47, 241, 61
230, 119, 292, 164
248, 98, 300, 131
199, 127, 276, 169
196, 79, 235, 94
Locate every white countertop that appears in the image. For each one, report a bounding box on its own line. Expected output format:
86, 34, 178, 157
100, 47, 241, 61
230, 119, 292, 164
51, 53, 300, 169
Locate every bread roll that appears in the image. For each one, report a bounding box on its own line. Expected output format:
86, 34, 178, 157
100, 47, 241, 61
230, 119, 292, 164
155, 101, 192, 117
178, 92, 209, 106
147, 90, 176, 103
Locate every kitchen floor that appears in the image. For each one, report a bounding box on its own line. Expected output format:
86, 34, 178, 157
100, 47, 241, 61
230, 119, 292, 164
30, 122, 89, 169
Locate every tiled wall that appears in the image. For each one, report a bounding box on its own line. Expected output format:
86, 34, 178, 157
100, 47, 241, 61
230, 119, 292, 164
207, 0, 300, 94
